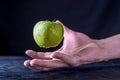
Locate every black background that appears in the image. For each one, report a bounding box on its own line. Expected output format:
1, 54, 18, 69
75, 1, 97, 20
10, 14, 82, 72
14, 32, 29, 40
0, 0, 120, 56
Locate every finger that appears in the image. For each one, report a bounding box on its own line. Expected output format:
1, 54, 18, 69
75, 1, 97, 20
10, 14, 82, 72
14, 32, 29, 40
24, 59, 53, 71
42, 67, 53, 71
52, 52, 97, 66
29, 59, 69, 68
25, 50, 52, 59
52, 52, 77, 66
28, 65, 52, 71
24, 60, 31, 67
25, 64, 52, 71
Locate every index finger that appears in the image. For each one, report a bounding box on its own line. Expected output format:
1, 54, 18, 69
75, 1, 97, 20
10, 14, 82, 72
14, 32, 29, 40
25, 50, 52, 59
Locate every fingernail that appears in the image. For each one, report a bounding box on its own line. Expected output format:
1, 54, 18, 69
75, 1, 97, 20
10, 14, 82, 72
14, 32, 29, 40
55, 20, 60, 23
25, 50, 29, 54
25, 50, 32, 54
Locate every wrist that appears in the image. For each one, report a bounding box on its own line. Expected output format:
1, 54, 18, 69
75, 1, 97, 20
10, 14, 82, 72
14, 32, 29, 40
94, 34, 120, 60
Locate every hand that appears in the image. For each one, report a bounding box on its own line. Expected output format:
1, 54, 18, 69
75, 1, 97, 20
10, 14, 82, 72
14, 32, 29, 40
24, 20, 107, 71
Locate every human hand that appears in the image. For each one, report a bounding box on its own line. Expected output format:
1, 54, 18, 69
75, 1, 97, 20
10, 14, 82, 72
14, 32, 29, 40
24, 20, 107, 71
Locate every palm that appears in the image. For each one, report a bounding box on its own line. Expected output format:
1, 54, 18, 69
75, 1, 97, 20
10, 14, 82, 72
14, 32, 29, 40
54, 21, 105, 66
57, 21, 93, 55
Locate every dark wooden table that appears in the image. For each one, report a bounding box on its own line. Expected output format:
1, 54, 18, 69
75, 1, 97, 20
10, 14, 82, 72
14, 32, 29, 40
1, 56, 120, 80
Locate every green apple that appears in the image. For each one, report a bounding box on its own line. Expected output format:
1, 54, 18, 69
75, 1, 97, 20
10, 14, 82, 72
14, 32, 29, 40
33, 21, 64, 48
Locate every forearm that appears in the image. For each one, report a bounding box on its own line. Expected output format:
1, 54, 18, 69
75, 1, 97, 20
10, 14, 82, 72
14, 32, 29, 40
95, 34, 120, 60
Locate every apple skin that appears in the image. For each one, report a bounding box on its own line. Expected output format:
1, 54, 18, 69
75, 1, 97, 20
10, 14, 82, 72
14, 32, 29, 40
33, 21, 64, 48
